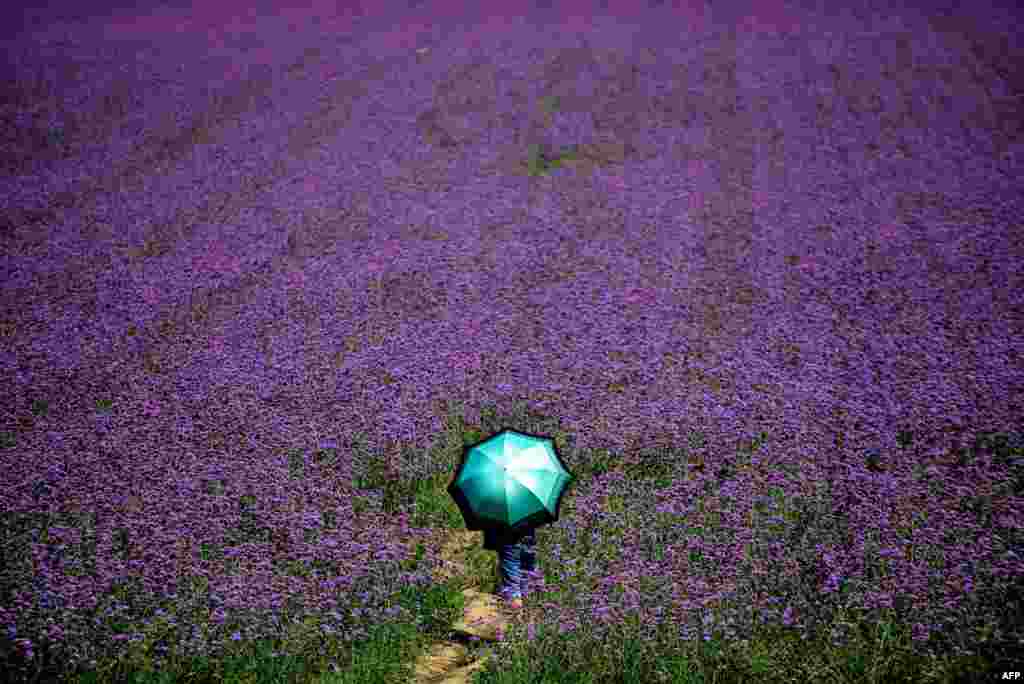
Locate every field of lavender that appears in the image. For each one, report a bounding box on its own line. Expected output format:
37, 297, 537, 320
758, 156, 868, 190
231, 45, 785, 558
2, 0, 1023, 682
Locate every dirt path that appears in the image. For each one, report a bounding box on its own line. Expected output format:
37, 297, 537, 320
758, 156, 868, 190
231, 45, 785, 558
395, 527, 544, 684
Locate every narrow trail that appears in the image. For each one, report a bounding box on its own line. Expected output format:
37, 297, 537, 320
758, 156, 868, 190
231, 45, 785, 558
395, 527, 544, 684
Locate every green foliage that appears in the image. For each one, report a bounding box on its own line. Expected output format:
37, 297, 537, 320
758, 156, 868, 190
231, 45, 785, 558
526, 144, 581, 177
9, 396, 1012, 684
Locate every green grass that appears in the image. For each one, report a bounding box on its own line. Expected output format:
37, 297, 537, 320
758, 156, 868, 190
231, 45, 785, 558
526, 143, 581, 177
3, 397, 1019, 684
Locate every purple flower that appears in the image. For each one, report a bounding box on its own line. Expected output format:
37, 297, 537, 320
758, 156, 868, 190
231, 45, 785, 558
5, 7, 1020, 678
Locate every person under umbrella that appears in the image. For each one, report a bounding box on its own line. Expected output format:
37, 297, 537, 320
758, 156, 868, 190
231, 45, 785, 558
448, 428, 574, 611
483, 525, 537, 610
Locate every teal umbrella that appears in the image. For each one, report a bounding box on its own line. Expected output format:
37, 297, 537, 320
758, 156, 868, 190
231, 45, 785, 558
448, 428, 574, 534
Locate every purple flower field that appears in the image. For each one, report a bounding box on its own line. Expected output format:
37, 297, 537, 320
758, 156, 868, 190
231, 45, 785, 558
1, 0, 1023, 681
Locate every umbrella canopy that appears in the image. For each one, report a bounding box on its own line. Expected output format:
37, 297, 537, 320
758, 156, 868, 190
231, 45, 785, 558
448, 428, 574, 534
